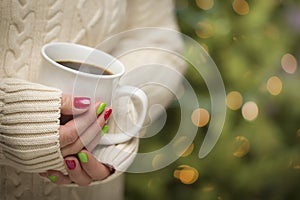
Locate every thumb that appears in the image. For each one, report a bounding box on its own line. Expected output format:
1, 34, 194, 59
61, 94, 91, 115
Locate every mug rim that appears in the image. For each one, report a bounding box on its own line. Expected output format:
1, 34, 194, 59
41, 42, 125, 79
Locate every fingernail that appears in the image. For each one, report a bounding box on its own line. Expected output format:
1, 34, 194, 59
104, 108, 112, 121
48, 175, 58, 182
74, 97, 91, 109
101, 125, 109, 136
65, 160, 76, 170
78, 152, 88, 163
97, 103, 106, 115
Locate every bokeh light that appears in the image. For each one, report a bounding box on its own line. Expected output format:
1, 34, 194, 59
267, 76, 282, 96
196, 0, 214, 10
297, 128, 300, 137
226, 91, 243, 110
232, 0, 250, 15
152, 154, 167, 169
173, 165, 199, 184
191, 108, 210, 127
242, 101, 259, 121
196, 21, 214, 39
281, 53, 298, 74
233, 136, 250, 158
181, 143, 194, 157
202, 185, 215, 192
290, 156, 300, 171
200, 43, 209, 52
172, 136, 194, 157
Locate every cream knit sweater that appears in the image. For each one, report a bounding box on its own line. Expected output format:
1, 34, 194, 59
0, 0, 185, 199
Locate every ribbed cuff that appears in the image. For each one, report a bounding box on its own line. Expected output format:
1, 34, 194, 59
91, 95, 141, 174
93, 137, 139, 172
0, 78, 65, 173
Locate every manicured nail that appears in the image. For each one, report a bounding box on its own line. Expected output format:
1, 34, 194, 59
97, 103, 106, 115
65, 160, 76, 170
101, 125, 109, 136
74, 97, 91, 109
104, 108, 112, 121
78, 152, 88, 163
48, 175, 58, 182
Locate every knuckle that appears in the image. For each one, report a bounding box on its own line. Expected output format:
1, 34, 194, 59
61, 95, 71, 112
68, 145, 81, 156
64, 130, 78, 144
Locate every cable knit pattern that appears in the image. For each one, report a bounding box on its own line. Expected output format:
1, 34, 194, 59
1, 0, 35, 80
0, 78, 65, 173
44, 0, 64, 44
0, 0, 183, 199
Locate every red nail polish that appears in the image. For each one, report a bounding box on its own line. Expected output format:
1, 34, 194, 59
74, 97, 90, 109
65, 160, 76, 170
104, 108, 112, 121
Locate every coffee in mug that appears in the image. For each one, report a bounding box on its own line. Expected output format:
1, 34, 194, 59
56, 60, 113, 76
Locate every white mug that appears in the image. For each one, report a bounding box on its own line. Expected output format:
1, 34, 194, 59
39, 42, 148, 145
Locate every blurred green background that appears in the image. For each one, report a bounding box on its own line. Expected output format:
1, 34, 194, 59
125, 0, 300, 199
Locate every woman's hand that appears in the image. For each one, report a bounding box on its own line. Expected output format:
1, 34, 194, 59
40, 150, 114, 185
59, 94, 112, 157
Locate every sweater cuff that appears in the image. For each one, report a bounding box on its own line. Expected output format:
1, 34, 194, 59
0, 78, 65, 173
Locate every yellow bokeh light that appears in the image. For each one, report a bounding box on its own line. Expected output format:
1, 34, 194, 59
233, 136, 250, 158
191, 108, 210, 127
182, 143, 194, 157
281, 53, 298, 74
242, 101, 259, 121
202, 185, 215, 192
227, 91, 243, 110
173, 165, 199, 185
196, 0, 214, 10
196, 22, 214, 39
267, 76, 282, 96
172, 137, 194, 157
294, 165, 300, 170
297, 129, 300, 137
201, 43, 209, 52
232, 0, 250, 15
147, 180, 153, 189
290, 157, 300, 170
152, 154, 166, 169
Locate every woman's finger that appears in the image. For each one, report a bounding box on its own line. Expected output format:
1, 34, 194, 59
64, 156, 93, 186
61, 107, 112, 156
77, 150, 112, 181
39, 170, 72, 185
59, 101, 106, 148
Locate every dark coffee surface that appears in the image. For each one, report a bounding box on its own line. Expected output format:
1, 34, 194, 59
56, 61, 113, 75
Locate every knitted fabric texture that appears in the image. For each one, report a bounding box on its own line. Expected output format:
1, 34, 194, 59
0, 78, 65, 173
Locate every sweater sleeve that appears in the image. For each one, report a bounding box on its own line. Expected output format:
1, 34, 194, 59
0, 78, 66, 173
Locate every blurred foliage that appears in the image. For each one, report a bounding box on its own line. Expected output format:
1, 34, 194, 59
125, 0, 300, 199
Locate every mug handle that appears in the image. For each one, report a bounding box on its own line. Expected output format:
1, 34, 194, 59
99, 85, 148, 145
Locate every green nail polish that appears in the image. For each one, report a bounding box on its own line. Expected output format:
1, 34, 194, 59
97, 103, 106, 115
78, 152, 88, 163
101, 125, 109, 136
48, 175, 58, 182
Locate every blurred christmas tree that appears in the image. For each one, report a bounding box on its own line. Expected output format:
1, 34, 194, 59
125, 0, 300, 199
